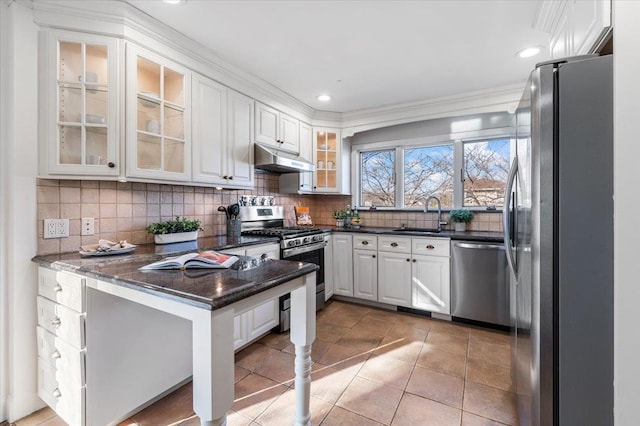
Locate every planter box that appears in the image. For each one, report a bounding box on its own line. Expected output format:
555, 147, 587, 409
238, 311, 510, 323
153, 231, 198, 245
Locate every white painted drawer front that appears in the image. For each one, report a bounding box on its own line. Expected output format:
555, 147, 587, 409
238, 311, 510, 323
37, 326, 85, 386
412, 237, 450, 257
37, 296, 85, 349
38, 357, 86, 426
378, 235, 411, 253
353, 235, 377, 251
39, 267, 86, 312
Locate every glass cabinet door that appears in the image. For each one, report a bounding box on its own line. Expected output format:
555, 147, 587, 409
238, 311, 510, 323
53, 37, 117, 174
128, 45, 190, 180
314, 129, 338, 192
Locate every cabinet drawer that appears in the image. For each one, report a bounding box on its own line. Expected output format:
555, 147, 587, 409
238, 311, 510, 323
39, 267, 86, 312
37, 326, 85, 386
37, 296, 85, 349
38, 357, 85, 426
378, 235, 411, 253
412, 237, 450, 257
353, 235, 377, 251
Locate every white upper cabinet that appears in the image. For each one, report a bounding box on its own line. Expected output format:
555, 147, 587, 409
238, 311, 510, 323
298, 122, 314, 192
126, 44, 192, 181
255, 102, 299, 154
192, 74, 254, 188
313, 127, 343, 193
39, 30, 120, 177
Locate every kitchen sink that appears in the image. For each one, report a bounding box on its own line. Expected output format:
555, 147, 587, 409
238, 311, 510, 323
392, 228, 441, 233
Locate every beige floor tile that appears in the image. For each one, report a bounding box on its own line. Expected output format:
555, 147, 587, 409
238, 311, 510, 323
258, 331, 292, 351
374, 336, 424, 365
468, 328, 511, 346
319, 309, 366, 328
336, 377, 403, 425
130, 383, 194, 425
255, 388, 332, 426
406, 365, 464, 408
461, 411, 509, 426
362, 308, 403, 324
253, 350, 297, 385
391, 393, 461, 426
468, 340, 511, 368
350, 317, 393, 338
321, 406, 384, 426
465, 358, 513, 392
429, 320, 472, 340
232, 374, 288, 420
425, 331, 469, 356
334, 302, 372, 317
235, 365, 251, 383
302, 364, 355, 404
417, 345, 467, 378
234, 343, 281, 371
463, 382, 518, 426
385, 322, 429, 342
336, 329, 384, 351
358, 355, 414, 390
315, 342, 372, 375
15, 407, 57, 426
282, 338, 332, 362
35, 417, 68, 426
395, 313, 432, 331
178, 411, 252, 426
315, 323, 351, 343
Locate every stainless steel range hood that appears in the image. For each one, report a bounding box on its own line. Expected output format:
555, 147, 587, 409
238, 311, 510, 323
254, 143, 315, 173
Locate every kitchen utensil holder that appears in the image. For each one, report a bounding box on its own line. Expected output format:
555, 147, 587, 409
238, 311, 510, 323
227, 219, 241, 237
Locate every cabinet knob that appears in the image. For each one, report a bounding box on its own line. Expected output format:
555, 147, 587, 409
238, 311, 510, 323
53, 284, 63, 293
412, 259, 416, 263
372, 254, 376, 258
52, 388, 62, 399
426, 245, 435, 250
300, 184, 304, 187
391, 242, 398, 247
51, 317, 61, 328
223, 175, 228, 179
51, 350, 61, 360
362, 241, 369, 245
313, 186, 317, 189
108, 162, 115, 168
406, 258, 410, 262
229, 176, 233, 180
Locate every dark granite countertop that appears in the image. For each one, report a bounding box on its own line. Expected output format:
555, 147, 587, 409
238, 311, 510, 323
318, 225, 504, 242
32, 235, 317, 311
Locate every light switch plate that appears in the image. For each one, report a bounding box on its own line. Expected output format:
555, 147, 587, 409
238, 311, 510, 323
81, 217, 95, 236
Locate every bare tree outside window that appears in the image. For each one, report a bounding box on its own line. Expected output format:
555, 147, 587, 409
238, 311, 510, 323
361, 150, 395, 206
463, 138, 511, 207
404, 145, 454, 208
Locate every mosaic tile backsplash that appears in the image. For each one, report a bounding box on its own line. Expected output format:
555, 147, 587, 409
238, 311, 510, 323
36, 173, 502, 255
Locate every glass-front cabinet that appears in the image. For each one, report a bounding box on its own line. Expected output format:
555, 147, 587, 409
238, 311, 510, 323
41, 31, 119, 176
126, 45, 191, 181
313, 128, 341, 193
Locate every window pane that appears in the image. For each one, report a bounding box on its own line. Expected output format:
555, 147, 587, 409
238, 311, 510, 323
361, 150, 395, 207
404, 145, 454, 208
463, 138, 511, 207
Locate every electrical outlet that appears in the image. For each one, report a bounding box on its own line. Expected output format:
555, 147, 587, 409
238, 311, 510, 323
81, 217, 95, 236
44, 218, 69, 239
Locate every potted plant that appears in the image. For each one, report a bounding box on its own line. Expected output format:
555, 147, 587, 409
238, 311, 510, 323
449, 209, 474, 232
332, 209, 347, 227
146, 216, 202, 244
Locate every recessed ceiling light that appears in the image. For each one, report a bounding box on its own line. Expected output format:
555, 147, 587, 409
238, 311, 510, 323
164, 0, 183, 4
317, 94, 332, 102
517, 46, 541, 58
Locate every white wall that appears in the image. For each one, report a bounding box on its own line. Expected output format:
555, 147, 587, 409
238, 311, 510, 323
613, 1, 640, 423
0, 0, 42, 421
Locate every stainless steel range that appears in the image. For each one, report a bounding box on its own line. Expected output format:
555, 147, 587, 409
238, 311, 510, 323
239, 204, 326, 332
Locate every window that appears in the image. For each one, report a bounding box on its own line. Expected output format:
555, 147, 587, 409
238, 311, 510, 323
361, 150, 395, 207
404, 145, 454, 208
463, 138, 511, 207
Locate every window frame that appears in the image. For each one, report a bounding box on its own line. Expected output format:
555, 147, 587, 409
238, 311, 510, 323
351, 127, 513, 211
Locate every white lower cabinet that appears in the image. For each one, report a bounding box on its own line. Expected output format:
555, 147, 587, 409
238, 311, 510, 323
353, 249, 378, 301
377, 251, 412, 307
324, 234, 334, 300
411, 237, 451, 314
332, 233, 354, 296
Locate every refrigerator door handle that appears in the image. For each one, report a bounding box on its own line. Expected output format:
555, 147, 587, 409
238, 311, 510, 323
503, 158, 518, 275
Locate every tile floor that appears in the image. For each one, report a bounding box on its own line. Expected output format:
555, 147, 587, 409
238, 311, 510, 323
15, 300, 517, 426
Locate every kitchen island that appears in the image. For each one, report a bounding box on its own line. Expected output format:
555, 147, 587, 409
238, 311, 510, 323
33, 244, 318, 426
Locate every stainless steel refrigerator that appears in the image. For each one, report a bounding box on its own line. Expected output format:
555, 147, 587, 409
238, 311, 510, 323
504, 55, 613, 426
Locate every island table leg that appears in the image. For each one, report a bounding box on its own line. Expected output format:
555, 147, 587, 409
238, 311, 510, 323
289, 273, 317, 426
192, 307, 235, 426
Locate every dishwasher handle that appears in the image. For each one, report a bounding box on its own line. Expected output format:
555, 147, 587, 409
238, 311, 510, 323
453, 242, 505, 250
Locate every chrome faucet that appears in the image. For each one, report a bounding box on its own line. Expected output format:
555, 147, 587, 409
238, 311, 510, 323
424, 195, 448, 232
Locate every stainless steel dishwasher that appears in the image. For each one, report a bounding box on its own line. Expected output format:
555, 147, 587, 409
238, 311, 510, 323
451, 240, 509, 326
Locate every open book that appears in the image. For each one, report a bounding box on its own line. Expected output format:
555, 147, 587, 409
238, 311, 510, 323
139, 250, 239, 270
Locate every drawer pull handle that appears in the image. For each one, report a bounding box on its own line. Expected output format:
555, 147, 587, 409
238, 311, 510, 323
406, 258, 410, 262
53, 284, 63, 293
413, 259, 416, 263
51, 350, 61, 360
362, 241, 369, 245
391, 242, 398, 247
52, 388, 62, 398
51, 317, 61, 328
426, 245, 435, 250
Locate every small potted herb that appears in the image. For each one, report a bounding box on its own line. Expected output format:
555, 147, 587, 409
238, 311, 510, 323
449, 209, 474, 232
146, 216, 202, 244
332, 209, 347, 227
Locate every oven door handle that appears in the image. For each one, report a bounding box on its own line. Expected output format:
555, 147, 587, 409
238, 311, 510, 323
282, 241, 327, 258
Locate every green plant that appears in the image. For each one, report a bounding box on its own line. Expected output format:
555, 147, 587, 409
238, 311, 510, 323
449, 209, 474, 223
332, 209, 347, 219
146, 216, 202, 235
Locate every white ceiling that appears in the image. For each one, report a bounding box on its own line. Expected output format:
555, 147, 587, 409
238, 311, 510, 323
128, 0, 550, 113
